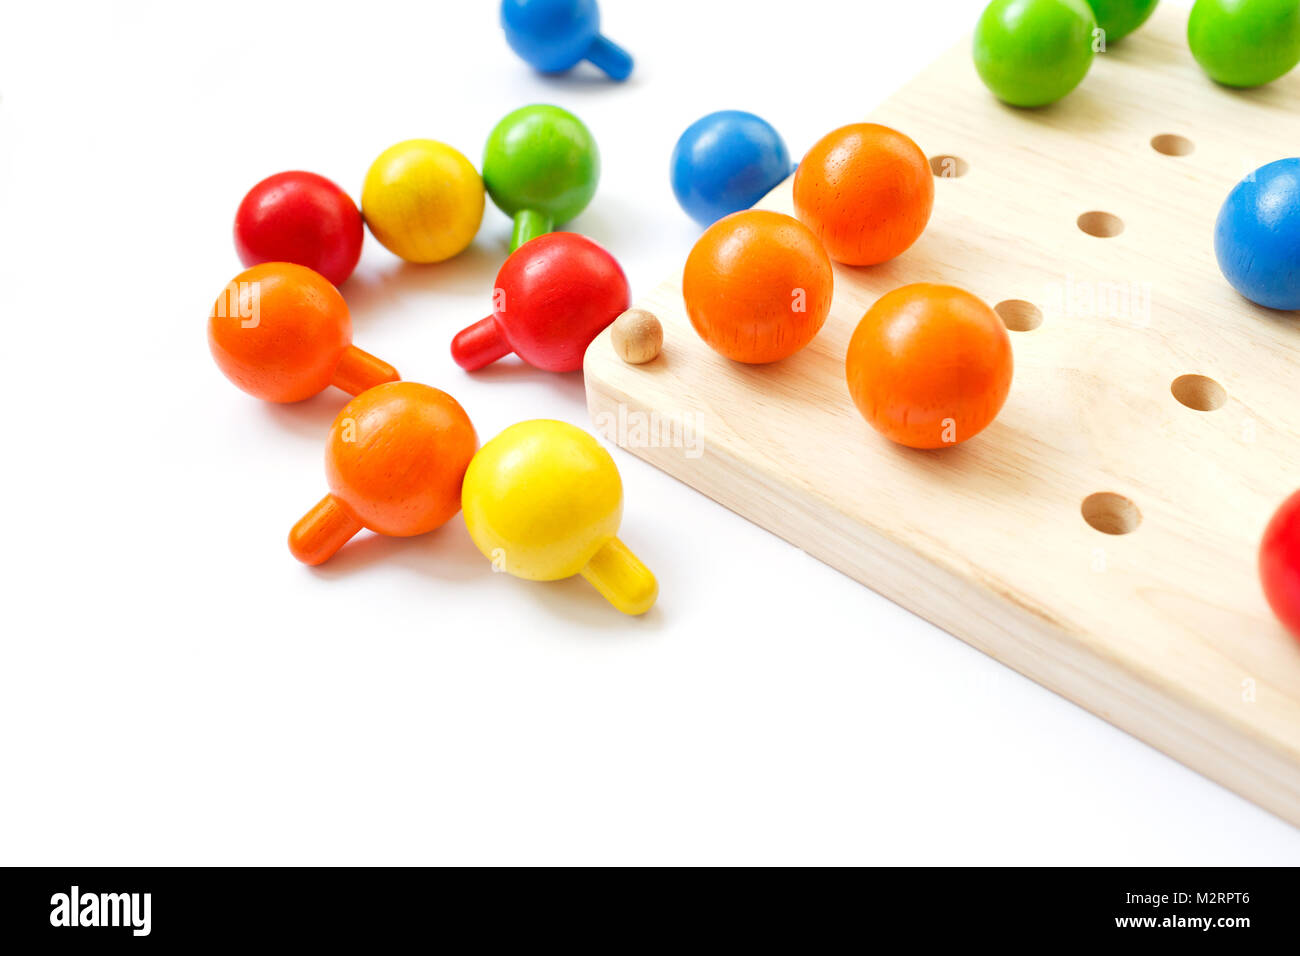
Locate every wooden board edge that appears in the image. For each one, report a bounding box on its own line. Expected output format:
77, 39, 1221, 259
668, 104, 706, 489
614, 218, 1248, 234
585, 359, 1300, 828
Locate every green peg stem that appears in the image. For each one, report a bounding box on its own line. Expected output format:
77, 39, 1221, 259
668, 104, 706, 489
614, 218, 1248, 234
510, 210, 554, 252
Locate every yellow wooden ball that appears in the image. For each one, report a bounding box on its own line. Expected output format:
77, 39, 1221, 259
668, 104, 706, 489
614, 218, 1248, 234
361, 139, 484, 263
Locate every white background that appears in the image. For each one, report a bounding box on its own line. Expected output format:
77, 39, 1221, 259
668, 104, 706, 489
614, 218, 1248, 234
2, 0, 1297, 865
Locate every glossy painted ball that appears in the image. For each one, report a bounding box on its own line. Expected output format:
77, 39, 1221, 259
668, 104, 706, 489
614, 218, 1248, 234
670, 110, 791, 228
1215, 158, 1300, 311
1084, 0, 1158, 42
846, 284, 1013, 449
482, 104, 599, 229
361, 140, 485, 263
1189, 0, 1300, 88
973, 0, 1098, 107
462, 420, 623, 581
683, 210, 833, 364
233, 171, 364, 285
323, 383, 478, 537
793, 123, 933, 266
208, 262, 352, 403
1261, 490, 1300, 639
500, 0, 633, 80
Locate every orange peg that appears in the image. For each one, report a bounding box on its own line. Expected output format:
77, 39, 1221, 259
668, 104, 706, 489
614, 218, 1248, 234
208, 262, 398, 403
793, 123, 934, 266
682, 209, 833, 364
289, 382, 478, 565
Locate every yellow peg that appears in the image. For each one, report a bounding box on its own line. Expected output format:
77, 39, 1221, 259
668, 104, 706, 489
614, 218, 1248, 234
462, 420, 658, 616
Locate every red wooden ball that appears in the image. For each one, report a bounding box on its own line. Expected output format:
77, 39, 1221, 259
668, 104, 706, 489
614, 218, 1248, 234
233, 171, 364, 286
1260, 490, 1300, 640
451, 232, 630, 372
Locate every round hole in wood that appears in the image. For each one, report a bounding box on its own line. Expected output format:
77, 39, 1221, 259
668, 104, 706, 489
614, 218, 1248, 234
1171, 374, 1227, 411
1150, 133, 1194, 157
994, 299, 1043, 331
1081, 493, 1141, 535
1077, 211, 1124, 238
929, 154, 969, 178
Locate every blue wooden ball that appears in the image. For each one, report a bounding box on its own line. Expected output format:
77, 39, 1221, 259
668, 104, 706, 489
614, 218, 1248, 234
500, 0, 633, 81
670, 111, 792, 228
1215, 158, 1300, 311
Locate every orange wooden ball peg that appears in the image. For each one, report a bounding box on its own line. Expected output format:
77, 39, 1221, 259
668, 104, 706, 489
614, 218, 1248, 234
289, 382, 478, 565
682, 209, 833, 364
793, 123, 934, 266
846, 283, 1013, 449
208, 262, 398, 403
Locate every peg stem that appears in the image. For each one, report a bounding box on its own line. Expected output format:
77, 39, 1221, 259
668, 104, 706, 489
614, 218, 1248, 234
584, 34, 634, 81
510, 209, 553, 251
289, 494, 364, 566
332, 345, 399, 395
451, 317, 513, 371
580, 537, 658, 615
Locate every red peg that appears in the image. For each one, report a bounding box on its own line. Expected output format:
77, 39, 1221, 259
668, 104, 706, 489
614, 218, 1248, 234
450, 232, 630, 372
208, 262, 398, 403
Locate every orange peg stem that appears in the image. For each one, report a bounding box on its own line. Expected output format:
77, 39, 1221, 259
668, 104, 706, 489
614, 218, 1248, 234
331, 345, 400, 396
289, 494, 364, 566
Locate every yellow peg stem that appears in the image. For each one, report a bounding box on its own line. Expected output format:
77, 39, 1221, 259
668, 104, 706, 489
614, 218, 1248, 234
580, 537, 658, 616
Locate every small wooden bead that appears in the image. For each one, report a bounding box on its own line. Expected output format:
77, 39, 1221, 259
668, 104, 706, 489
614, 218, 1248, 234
610, 308, 663, 364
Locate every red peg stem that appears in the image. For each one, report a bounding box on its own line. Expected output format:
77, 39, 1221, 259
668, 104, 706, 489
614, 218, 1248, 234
451, 317, 513, 371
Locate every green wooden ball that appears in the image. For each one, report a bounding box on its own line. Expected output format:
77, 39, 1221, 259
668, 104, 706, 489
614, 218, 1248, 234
1188, 0, 1300, 88
482, 104, 600, 251
1085, 0, 1159, 42
974, 0, 1098, 108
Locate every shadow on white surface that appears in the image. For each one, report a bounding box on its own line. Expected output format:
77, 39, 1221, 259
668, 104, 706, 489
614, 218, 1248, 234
464, 364, 587, 405
343, 241, 504, 327
309, 515, 664, 633
257, 391, 347, 441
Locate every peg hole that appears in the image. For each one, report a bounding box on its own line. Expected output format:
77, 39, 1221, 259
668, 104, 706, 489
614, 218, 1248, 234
1081, 493, 1141, 535
1077, 211, 1124, 238
1150, 134, 1194, 157
929, 154, 969, 178
994, 299, 1043, 331
1171, 374, 1226, 411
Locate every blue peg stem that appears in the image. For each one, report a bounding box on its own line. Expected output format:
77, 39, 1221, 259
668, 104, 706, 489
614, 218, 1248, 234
584, 34, 633, 81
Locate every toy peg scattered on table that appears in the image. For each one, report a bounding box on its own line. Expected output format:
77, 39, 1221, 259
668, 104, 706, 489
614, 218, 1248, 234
1215, 158, 1300, 311
845, 283, 1013, 449
289, 382, 478, 566
670, 110, 793, 228
682, 209, 832, 364
501, 0, 633, 80
462, 420, 657, 615
361, 139, 485, 264
793, 123, 934, 266
451, 232, 629, 372
208, 262, 399, 403
482, 105, 599, 251
233, 171, 364, 286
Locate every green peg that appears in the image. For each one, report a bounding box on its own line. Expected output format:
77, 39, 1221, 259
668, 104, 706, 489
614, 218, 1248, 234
482, 104, 600, 252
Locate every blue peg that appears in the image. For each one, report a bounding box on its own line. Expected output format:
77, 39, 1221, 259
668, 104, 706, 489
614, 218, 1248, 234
1215, 158, 1300, 311
670, 111, 793, 228
501, 0, 634, 81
